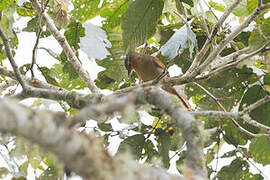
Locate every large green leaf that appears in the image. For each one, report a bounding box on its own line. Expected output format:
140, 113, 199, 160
261, 17, 270, 37
250, 137, 270, 165
64, 20, 85, 50
23, 16, 51, 37
101, 0, 129, 30
239, 85, 270, 129
121, 0, 164, 48
143, 139, 158, 162
248, 29, 267, 52
118, 134, 145, 159
214, 157, 253, 180
156, 129, 170, 168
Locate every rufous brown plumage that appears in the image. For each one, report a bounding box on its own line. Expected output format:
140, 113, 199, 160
125, 52, 190, 110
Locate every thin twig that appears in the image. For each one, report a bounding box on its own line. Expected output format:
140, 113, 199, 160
31, 11, 44, 78
0, 28, 27, 89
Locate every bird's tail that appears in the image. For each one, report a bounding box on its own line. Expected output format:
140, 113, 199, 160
164, 86, 191, 110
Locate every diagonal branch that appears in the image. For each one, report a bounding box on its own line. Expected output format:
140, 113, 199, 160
30, 0, 100, 94
185, 0, 242, 74
192, 82, 269, 137
196, 3, 270, 74
0, 28, 27, 89
197, 42, 270, 81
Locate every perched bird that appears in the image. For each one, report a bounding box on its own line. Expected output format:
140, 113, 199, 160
125, 52, 190, 110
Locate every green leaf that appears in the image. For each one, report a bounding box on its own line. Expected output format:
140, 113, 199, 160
239, 85, 270, 129
38, 66, 61, 87
247, 0, 257, 13
182, 0, 194, 7
16, 2, 36, 17
0, 167, 9, 178
250, 137, 270, 165
98, 122, 112, 132
118, 134, 145, 159
121, 0, 164, 48
205, 11, 218, 24
143, 139, 158, 162
22, 16, 51, 37
224, 0, 256, 17
0, 5, 15, 39
248, 29, 267, 51
176, 150, 187, 173
209, 1, 226, 12
95, 55, 124, 90
19, 64, 31, 75
64, 20, 85, 50
19, 162, 29, 175
261, 18, 270, 37
214, 157, 249, 179
38, 166, 59, 180
101, 0, 129, 30
156, 129, 170, 168
106, 31, 127, 80
0, 0, 14, 11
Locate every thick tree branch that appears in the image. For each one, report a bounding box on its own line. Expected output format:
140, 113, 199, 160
134, 87, 207, 178
71, 86, 208, 178
0, 67, 100, 108
70, 94, 135, 126
30, 0, 100, 94
16, 87, 102, 109
0, 98, 183, 180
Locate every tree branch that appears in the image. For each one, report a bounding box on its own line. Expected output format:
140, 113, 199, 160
192, 82, 270, 137
0, 28, 27, 89
70, 86, 208, 178
196, 3, 270, 74
30, 0, 100, 94
185, 0, 242, 74
0, 99, 184, 180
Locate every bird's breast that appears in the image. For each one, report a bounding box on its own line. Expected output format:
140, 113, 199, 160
134, 65, 163, 82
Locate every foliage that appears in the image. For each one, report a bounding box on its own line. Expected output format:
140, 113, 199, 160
0, 0, 270, 179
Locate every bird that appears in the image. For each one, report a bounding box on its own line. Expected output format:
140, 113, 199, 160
125, 52, 191, 110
